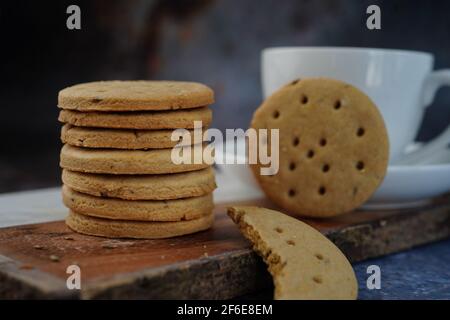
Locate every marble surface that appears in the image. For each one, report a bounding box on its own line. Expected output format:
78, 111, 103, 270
0, 187, 449, 299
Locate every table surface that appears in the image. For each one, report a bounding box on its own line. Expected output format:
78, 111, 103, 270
0, 187, 449, 300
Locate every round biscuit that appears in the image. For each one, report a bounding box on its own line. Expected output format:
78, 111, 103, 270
61, 124, 203, 149
60, 144, 212, 175
250, 78, 389, 218
58, 107, 212, 130
62, 186, 214, 221
58, 80, 214, 111
66, 210, 214, 239
62, 167, 216, 200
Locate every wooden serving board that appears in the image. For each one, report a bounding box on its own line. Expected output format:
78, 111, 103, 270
0, 196, 449, 299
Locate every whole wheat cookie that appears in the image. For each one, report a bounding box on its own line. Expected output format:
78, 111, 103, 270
58, 107, 212, 130
62, 167, 216, 200
250, 78, 389, 217
228, 206, 358, 300
66, 210, 214, 239
62, 186, 213, 221
58, 80, 214, 112
60, 144, 211, 175
61, 124, 202, 149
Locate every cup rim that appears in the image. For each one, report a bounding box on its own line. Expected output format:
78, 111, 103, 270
263, 46, 433, 59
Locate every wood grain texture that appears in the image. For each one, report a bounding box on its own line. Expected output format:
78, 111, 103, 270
0, 196, 449, 299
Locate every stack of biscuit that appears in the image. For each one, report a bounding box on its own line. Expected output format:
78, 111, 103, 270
57, 81, 216, 239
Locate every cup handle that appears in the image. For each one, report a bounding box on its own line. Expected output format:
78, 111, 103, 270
396, 70, 450, 165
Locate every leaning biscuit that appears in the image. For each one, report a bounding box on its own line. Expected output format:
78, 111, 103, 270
62, 167, 216, 200
60, 144, 212, 175
61, 124, 203, 149
58, 80, 214, 111
62, 186, 213, 221
66, 210, 214, 239
250, 78, 389, 217
228, 206, 358, 300
58, 107, 212, 130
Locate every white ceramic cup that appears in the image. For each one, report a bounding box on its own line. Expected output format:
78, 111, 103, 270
262, 47, 450, 163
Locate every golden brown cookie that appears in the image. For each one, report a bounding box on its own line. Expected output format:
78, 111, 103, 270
250, 78, 389, 217
58, 80, 214, 111
62, 167, 216, 200
60, 144, 211, 175
61, 124, 202, 149
228, 206, 358, 300
62, 186, 213, 221
58, 107, 212, 130
66, 210, 214, 239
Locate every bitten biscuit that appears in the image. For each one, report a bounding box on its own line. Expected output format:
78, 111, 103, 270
58, 80, 214, 111
250, 78, 389, 217
66, 210, 214, 239
61, 124, 202, 149
58, 107, 212, 130
227, 206, 358, 300
60, 144, 211, 175
62, 186, 213, 221
62, 167, 216, 200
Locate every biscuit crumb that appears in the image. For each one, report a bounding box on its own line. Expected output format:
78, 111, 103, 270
102, 244, 117, 249
20, 264, 34, 270
49, 255, 60, 262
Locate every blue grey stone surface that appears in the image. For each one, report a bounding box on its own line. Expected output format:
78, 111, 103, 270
354, 239, 450, 299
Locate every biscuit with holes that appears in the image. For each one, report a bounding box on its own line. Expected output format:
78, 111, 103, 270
62, 167, 216, 200
58, 80, 214, 111
58, 107, 212, 130
60, 144, 211, 175
228, 206, 358, 300
250, 78, 389, 217
61, 124, 202, 149
62, 186, 213, 221
66, 210, 214, 239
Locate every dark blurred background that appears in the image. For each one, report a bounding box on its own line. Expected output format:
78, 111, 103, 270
0, 0, 449, 193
